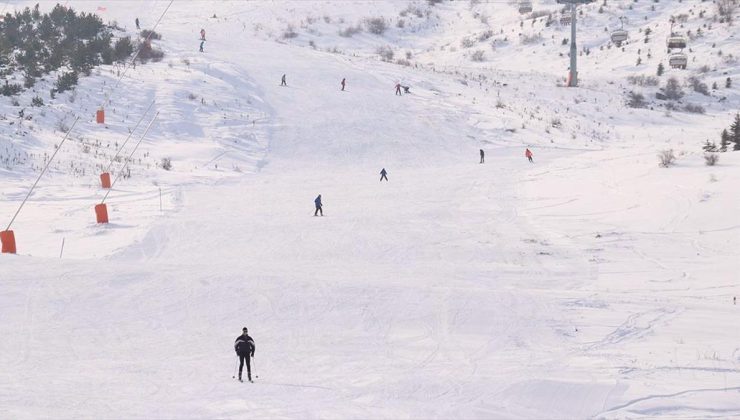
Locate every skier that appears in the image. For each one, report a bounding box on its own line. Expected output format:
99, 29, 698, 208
200, 28, 206, 40
314, 194, 323, 216
135, 17, 140, 30
341, 78, 346, 91
395, 83, 402, 96
525, 148, 533, 163
281, 74, 287, 86
199, 40, 204, 52
234, 327, 255, 382
380, 168, 388, 181
480, 149, 485, 164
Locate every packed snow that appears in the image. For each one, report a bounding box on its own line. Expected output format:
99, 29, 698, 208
1, 0, 739, 418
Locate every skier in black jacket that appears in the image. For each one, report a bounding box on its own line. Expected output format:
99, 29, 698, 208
234, 327, 255, 382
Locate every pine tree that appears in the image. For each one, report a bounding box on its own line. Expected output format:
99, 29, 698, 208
720, 129, 730, 152
731, 114, 740, 151
657, 62, 665, 76
702, 140, 718, 152
727, 77, 732, 88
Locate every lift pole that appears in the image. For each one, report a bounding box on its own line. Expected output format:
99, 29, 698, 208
557, 0, 594, 87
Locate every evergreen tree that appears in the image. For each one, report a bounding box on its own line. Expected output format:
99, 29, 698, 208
702, 140, 718, 152
720, 129, 730, 152
727, 77, 732, 88
731, 114, 740, 151
657, 62, 665, 76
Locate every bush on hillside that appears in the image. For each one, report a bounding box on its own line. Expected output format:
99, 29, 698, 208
658, 149, 676, 167
140, 29, 162, 41
684, 103, 706, 114
161, 157, 172, 171
338, 25, 362, 37
470, 50, 486, 62
55, 71, 79, 93
659, 77, 684, 100
626, 91, 646, 108
376, 45, 394, 61
704, 153, 719, 166
114, 37, 134, 62
687, 76, 709, 96
365, 17, 387, 35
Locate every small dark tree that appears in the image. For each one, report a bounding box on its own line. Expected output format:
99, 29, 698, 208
627, 91, 646, 108
55, 71, 78, 93
727, 77, 733, 88
113, 36, 134, 62
31, 95, 44, 106
702, 140, 718, 152
720, 129, 730, 152
657, 62, 665, 76
731, 114, 740, 151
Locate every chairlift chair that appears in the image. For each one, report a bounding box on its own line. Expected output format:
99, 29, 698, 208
519, 1, 533, 14
666, 36, 687, 50
668, 53, 688, 69
560, 15, 571, 26
611, 29, 628, 46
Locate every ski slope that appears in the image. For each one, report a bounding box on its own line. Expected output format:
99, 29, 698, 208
1, 1, 739, 418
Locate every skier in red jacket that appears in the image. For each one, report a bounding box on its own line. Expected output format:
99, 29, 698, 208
525, 148, 533, 163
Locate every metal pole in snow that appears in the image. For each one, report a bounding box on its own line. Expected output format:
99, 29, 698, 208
59, 237, 65, 259
159, 187, 162, 212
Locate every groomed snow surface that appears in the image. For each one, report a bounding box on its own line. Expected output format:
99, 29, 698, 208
1, 1, 739, 418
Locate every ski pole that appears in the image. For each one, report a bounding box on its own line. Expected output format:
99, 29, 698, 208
253, 357, 258, 379
232, 357, 238, 379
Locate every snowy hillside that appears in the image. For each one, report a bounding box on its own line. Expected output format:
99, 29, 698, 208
1, 0, 740, 418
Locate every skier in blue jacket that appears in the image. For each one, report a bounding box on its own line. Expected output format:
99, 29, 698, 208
314, 194, 323, 216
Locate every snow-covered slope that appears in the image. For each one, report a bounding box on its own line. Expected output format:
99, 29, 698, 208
1, 1, 739, 418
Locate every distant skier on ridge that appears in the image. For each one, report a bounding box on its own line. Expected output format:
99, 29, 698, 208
234, 327, 255, 382
200, 28, 206, 40
525, 148, 533, 163
314, 194, 323, 216
341, 78, 346, 91
395, 83, 402, 96
281, 74, 287, 86
480, 149, 485, 164
380, 168, 388, 181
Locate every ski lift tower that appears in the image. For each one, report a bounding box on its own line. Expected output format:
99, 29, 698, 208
557, 0, 595, 87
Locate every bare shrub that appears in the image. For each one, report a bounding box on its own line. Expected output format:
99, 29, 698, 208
161, 157, 172, 171
627, 75, 659, 86
365, 17, 387, 35
626, 91, 646, 108
684, 103, 706, 114
551, 118, 562, 128
376, 45, 394, 61
521, 33, 543, 45
704, 153, 719, 166
338, 25, 362, 37
282, 25, 298, 39
461, 37, 476, 48
397, 19, 405, 28
187, 92, 197, 100
658, 149, 676, 167
470, 50, 485, 62
478, 30, 494, 42
687, 76, 709, 95
660, 77, 684, 100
